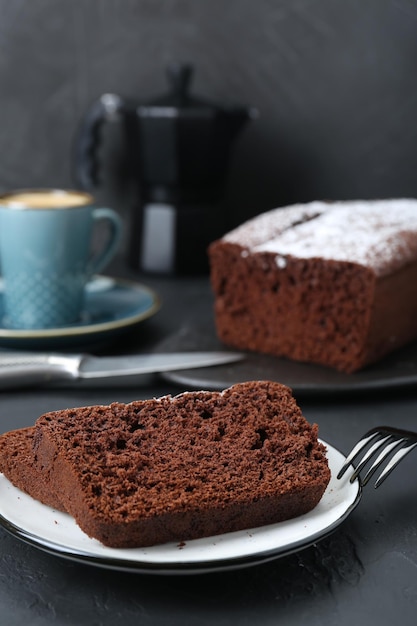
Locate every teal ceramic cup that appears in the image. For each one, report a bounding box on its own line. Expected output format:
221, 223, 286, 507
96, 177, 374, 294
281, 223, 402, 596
0, 189, 122, 329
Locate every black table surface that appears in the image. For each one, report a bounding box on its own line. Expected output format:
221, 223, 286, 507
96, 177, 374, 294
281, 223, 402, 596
1, 269, 417, 626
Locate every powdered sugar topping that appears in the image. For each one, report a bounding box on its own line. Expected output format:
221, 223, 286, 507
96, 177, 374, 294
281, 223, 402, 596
224, 202, 327, 248
223, 199, 417, 277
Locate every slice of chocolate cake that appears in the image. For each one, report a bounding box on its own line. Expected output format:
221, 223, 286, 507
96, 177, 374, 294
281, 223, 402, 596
0, 427, 65, 511
27, 381, 330, 548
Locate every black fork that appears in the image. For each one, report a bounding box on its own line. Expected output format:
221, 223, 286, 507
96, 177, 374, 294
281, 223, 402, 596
337, 426, 417, 488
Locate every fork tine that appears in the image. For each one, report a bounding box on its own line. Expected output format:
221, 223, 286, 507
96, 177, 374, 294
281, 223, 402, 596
373, 441, 417, 488
361, 438, 408, 486
349, 435, 394, 483
337, 430, 388, 479
338, 427, 417, 489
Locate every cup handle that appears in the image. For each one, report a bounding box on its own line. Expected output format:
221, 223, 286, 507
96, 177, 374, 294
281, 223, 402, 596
89, 208, 123, 275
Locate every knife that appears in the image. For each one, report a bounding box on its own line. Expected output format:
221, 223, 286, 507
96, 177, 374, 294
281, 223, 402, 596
0, 351, 244, 389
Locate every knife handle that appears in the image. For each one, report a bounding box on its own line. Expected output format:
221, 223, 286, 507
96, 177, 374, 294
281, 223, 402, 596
0, 354, 83, 389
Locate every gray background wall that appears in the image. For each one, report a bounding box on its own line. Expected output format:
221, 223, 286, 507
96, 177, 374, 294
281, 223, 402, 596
1, 0, 417, 231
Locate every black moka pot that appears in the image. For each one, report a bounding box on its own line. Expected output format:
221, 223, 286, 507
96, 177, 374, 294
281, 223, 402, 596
75, 63, 257, 274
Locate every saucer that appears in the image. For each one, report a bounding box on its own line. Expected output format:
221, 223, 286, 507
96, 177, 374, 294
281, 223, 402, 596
0, 276, 160, 350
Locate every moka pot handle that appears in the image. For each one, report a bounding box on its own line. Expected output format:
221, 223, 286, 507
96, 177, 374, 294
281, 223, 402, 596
74, 93, 126, 191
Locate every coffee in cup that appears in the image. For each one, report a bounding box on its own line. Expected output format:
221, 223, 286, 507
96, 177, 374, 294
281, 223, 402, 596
0, 188, 122, 329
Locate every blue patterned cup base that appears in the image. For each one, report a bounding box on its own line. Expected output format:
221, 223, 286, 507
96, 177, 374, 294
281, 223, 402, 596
2, 273, 90, 330
2, 309, 92, 330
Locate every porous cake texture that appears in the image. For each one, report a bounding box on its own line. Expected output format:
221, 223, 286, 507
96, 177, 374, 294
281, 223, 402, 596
0, 381, 330, 548
209, 199, 417, 373
0, 427, 64, 511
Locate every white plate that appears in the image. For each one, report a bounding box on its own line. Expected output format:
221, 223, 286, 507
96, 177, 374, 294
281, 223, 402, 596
0, 440, 361, 575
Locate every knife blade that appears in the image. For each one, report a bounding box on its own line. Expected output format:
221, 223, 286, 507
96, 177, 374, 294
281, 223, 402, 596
0, 351, 244, 389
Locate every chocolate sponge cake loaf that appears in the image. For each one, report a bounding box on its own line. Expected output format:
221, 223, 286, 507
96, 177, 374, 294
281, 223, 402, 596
7, 381, 331, 548
209, 199, 417, 373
